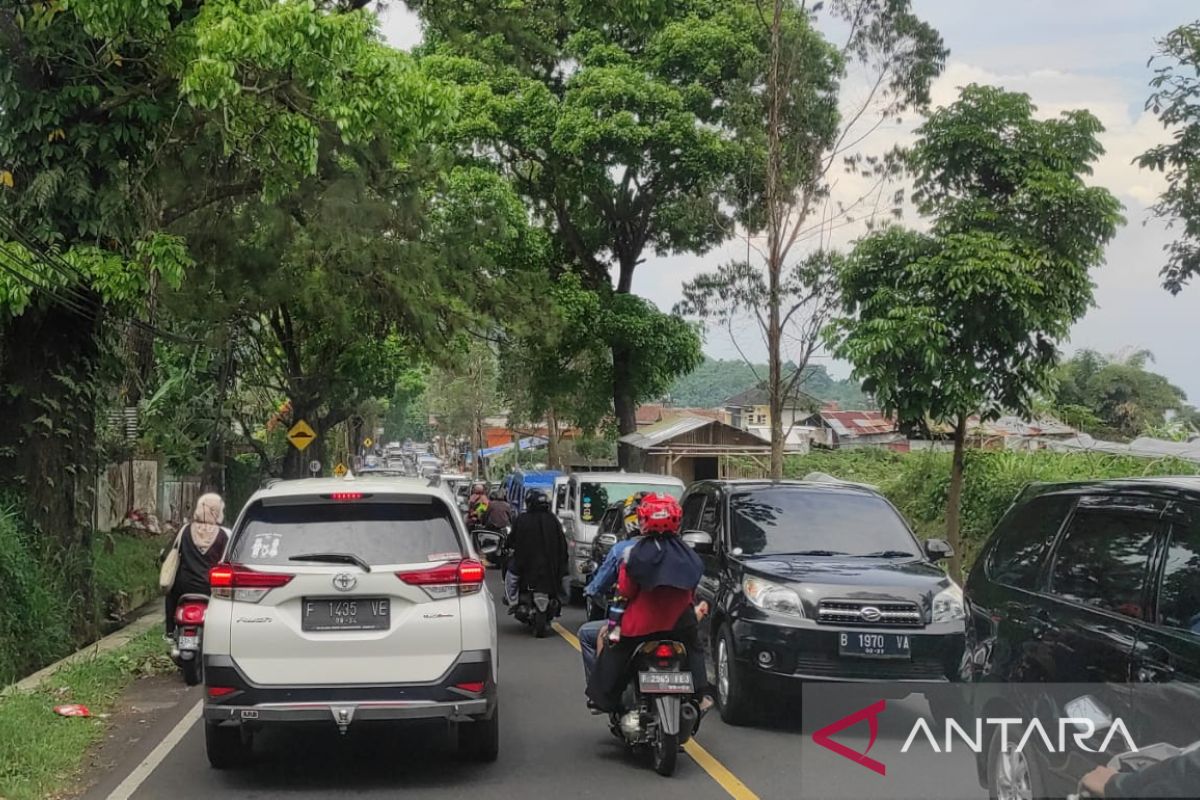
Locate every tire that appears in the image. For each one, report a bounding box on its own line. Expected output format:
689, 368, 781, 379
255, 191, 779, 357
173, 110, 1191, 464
651, 728, 679, 777
205, 722, 251, 769
458, 706, 500, 762
987, 725, 1043, 800
533, 611, 548, 638
181, 656, 202, 687
716, 625, 757, 726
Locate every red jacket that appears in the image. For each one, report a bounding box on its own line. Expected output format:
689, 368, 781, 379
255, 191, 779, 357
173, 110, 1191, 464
616, 562, 693, 638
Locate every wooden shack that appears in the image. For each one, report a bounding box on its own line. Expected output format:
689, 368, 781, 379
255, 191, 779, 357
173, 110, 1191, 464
619, 416, 773, 482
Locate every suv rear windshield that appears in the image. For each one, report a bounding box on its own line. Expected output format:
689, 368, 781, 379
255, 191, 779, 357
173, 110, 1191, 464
580, 482, 683, 523
731, 488, 919, 558
231, 500, 462, 567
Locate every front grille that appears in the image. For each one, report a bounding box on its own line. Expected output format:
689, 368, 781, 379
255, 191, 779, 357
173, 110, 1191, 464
793, 653, 947, 681
817, 599, 923, 628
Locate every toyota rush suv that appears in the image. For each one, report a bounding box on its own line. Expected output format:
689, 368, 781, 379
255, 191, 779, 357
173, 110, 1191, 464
679, 479, 966, 725
202, 476, 499, 767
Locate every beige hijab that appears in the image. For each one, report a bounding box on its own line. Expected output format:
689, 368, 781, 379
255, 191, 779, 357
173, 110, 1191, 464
190, 493, 225, 554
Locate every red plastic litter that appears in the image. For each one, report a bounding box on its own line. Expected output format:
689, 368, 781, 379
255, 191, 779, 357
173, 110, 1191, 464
53, 704, 91, 717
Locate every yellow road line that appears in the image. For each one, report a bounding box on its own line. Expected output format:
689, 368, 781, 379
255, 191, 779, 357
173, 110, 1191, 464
549, 620, 760, 800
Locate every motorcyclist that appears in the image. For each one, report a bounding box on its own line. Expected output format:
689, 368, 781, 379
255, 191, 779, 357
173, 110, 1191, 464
482, 488, 515, 531
465, 481, 489, 527
505, 489, 567, 609
1081, 749, 1200, 798
162, 493, 230, 636
578, 494, 647, 684
585, 493, 712, 714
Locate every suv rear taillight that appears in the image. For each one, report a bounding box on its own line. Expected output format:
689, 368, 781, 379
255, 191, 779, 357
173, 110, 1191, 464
209, 564, 294, 603
397, 559, 485, 599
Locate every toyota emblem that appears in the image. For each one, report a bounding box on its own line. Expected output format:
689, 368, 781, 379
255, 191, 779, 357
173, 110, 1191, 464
859, 605, 882, 623
332, 573, 357, 592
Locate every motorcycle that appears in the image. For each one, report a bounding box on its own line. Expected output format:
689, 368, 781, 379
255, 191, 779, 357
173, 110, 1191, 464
170, 593, 208, 686
512, 583, 560, 638
606, 638, 699, 776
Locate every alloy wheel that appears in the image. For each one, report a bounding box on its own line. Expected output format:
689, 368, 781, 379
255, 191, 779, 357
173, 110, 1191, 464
995, 746, 1033, 800
717, 638, 730, 705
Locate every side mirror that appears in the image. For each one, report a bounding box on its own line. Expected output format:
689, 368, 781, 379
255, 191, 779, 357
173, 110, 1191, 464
682, 530, 714, 555
1064, 695, 1113, 734
596, 533, 618, 548
924, 538, 954, 561
473, 531, 502, 556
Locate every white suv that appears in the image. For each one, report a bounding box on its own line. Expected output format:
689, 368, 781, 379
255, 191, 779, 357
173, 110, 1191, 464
202, 476, 498, 767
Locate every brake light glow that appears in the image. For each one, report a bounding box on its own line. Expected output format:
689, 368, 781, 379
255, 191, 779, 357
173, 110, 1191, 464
209, 564, 293, 602
454, 681, 486, 694
654, 643, 675, 659
207, 686, 236, 698
330, 492, 364, 501
175, 602, 207, 625
397, 559, 484, 599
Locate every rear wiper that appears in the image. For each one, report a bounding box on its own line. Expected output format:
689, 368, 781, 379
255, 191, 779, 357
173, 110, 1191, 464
856, 550, 918, 559
289, 552, 372, 572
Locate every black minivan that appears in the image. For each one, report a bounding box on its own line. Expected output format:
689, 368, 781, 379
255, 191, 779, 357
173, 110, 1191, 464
964, 478, 1200, 799
679, 479, 967, 725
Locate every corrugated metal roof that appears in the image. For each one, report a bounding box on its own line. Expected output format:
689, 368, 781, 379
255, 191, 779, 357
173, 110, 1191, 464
1048, 434, 1200, 463
620, 415, 716, 448
818, 410, 898, 437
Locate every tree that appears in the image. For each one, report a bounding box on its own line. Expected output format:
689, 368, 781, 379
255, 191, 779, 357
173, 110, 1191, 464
676, 0, 944, 476
426, 338, 499, 477
828, 85, 1123, 580
1138, 21, 1200, 293
0, 0, 447, 634
412, 0, 769, 465
1050, 349, 1187, 439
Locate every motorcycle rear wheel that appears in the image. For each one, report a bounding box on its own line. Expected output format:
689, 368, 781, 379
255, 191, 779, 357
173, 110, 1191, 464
652, 728, 679, 777
181, 655, 203, 686
533, 611, 548, 638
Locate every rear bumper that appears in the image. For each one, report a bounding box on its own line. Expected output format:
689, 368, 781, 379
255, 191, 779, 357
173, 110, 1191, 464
203, 649, 495, 726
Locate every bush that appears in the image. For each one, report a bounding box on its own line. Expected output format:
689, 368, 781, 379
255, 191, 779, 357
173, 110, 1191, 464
782, 448, 1200, 573
0, 503, 73, 686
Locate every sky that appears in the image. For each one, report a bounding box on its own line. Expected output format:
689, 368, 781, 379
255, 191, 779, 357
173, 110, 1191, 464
379, 1, 1200, 401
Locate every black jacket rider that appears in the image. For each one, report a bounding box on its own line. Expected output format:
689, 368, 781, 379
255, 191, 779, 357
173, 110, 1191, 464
509, 502, 567, 596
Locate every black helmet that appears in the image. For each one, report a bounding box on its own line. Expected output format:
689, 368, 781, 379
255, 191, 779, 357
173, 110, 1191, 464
525, 489, 550, 511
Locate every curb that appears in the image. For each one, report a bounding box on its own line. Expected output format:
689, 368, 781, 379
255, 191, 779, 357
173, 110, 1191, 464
2, 607, 161, 697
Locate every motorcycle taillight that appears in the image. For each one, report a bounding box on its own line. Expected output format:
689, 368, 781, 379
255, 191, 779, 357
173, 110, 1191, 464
175, 603, 207, 625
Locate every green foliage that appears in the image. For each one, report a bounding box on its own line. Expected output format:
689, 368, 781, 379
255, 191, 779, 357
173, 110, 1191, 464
426, 338, 500, 442
0, 501, 73, 686
780, 448, 1200, 571
1051, 349, 1188, 439
1137, 20, 1200, 293
91, 532, 163, 622
830, 85, 1124, 430
667, 357, 869, 409
0, 629, 172, 800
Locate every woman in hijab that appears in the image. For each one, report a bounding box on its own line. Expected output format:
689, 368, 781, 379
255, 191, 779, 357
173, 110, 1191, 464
164, 493, 231, 635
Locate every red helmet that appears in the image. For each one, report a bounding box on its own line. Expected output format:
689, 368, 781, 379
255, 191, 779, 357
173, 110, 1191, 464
636, 493, 683, 535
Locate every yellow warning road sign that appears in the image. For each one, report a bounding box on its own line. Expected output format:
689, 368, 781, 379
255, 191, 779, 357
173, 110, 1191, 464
333, 462, 348, 477
363, 437, 373, 448
287, 420, 316, 451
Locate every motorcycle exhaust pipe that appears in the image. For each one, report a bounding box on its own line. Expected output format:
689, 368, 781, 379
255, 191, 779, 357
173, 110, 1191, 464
679, 701, 698, 742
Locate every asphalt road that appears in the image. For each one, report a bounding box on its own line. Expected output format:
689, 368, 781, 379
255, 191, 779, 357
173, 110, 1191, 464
81, 575, 986, 800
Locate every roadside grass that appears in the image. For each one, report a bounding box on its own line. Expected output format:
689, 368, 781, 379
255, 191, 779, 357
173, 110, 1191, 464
93, 532, 168, 622
0, 629, 172, 800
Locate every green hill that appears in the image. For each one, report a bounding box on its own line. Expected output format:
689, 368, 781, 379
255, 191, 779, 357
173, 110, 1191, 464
666, 357, 871, 409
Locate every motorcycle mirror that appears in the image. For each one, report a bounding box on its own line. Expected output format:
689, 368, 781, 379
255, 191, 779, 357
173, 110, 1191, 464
1064, 695, 1113, 733
681, 530, 714, 554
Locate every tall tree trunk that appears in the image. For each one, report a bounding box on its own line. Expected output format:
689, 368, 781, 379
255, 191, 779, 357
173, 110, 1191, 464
0, 304, 101, 643
546, 405, 561, 469
765, 0, 786, 479
613, 254, 641, 470
945, 413, 967, 582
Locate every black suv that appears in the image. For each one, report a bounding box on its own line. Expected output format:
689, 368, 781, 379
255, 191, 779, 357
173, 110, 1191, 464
964, 478, 1200, 799
680, 479, 966, 725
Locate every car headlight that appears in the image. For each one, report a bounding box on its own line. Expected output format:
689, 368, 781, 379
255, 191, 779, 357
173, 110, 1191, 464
932, 583, 965, 623
742, 576, 804, 617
